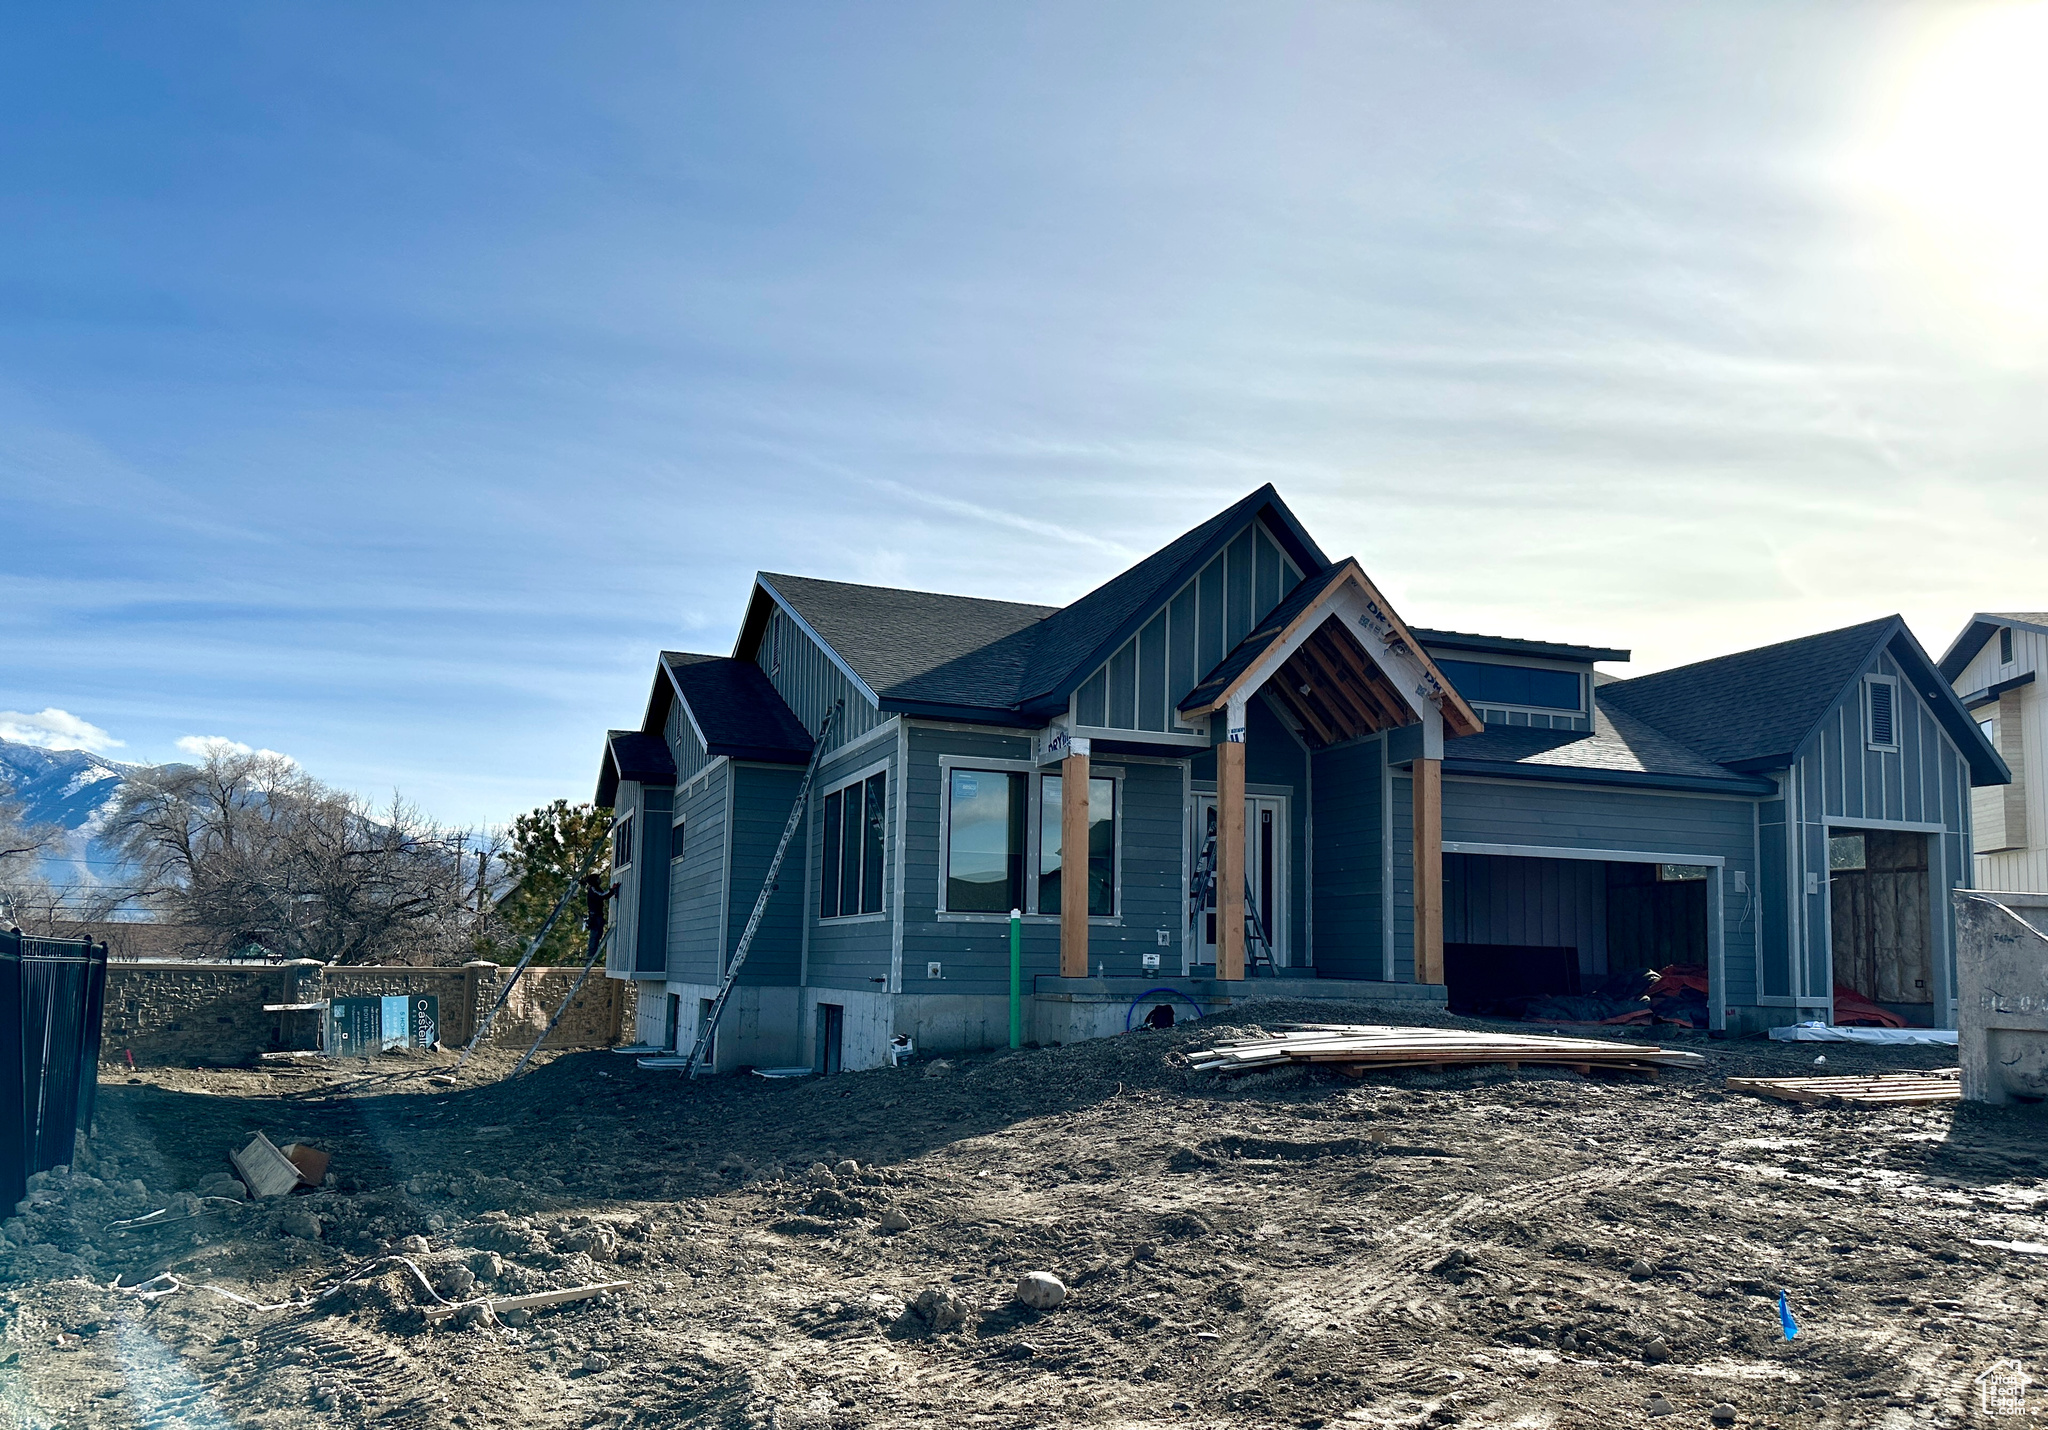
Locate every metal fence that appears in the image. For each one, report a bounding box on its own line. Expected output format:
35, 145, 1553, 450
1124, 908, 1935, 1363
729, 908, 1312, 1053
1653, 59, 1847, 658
0, 932, 109, 1209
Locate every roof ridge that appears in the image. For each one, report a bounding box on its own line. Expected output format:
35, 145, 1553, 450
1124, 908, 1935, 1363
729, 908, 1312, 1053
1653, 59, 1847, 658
760, 571, 1059, 616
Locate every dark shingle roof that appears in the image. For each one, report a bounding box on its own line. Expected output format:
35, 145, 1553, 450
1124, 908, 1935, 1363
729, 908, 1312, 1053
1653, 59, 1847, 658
595, 730, 676, 807
758, 575, 1055, 706
662, 652, 814, 763
753, 485, 1329, 718
1597, 618, 1895, 768
1443, 697, 1772, 792
1413, 628, 1630, 664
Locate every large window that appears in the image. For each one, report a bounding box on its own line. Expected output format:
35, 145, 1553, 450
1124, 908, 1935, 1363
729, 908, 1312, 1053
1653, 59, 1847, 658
943, 765, 1119, 916
1436, 659, 1581, 712
819, 771, 887, 918
945, 769, 1025, 913
1038, 774, 1116, 916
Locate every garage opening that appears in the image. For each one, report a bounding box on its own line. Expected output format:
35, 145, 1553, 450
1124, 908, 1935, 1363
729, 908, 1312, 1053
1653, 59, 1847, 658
1441, 853, 1711, 1025
1827, 829, 1932, 1027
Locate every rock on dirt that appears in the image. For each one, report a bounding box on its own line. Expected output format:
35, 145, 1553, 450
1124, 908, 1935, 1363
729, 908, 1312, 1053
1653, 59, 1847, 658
912, 1288, 970, 1331
1015, 1270, 1066, 1309
878, 1207, 911, 1232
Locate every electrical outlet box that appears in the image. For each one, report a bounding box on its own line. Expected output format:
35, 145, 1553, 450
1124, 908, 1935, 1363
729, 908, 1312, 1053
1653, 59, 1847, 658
1805, 871, 1821, 896
1732, 870, 1748, 893
1155, 928, 1171, 946
926, 961, 942, 980
1142, 951, 1162, 970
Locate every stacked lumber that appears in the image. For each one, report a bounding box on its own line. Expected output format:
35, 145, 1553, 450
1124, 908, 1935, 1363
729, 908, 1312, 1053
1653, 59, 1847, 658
1187, 1024, 1705, 1077
1725, 1070, 1960, 1108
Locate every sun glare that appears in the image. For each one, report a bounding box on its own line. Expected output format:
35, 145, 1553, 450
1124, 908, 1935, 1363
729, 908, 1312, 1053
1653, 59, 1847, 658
1861, 1, 2048, 338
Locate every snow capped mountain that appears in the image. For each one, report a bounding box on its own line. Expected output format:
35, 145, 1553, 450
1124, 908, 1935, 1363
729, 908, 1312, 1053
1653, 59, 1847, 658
0, 736, 139, 894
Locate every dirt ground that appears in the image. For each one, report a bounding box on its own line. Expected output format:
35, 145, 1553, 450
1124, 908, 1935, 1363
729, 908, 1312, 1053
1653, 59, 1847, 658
2, 1001, 2044, 1430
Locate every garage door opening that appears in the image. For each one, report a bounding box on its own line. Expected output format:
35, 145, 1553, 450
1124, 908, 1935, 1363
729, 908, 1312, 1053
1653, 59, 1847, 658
1827, 829, 1933, 1027
1441, 853, 1711, 1025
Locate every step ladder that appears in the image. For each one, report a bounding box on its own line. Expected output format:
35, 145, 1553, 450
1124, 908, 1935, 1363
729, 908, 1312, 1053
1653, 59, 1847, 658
1188, 813, 1276, 975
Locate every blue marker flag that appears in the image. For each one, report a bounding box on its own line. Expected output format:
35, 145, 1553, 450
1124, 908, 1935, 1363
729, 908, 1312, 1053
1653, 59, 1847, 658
1778, 1291, 1799, 1340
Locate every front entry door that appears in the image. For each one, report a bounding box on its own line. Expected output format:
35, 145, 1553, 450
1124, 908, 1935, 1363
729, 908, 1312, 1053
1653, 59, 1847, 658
1193, 795, 1288, 971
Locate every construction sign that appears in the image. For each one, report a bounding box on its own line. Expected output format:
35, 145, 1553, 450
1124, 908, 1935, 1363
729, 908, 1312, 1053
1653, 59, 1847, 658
326, 995, 439, 1056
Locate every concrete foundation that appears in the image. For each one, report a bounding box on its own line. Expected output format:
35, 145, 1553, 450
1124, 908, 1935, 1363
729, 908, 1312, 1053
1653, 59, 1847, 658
1955, 890, 2048, 1105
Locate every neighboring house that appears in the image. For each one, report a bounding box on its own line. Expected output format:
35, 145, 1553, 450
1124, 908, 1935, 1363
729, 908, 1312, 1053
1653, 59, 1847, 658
1941, 613, 2048, 892
594, 487, 2009, 1072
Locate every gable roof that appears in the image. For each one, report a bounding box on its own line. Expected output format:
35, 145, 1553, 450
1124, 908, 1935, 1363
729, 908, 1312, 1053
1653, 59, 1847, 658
1177, 558, 1485, 739
595, 730, 676, 807
1938, 612, 2048, 682
1011, 485, 1329, 717
734, 485, 1331, 722
1600, 616, 2008, 784
653, 652, 815, 765
1441, 695, 1776, 795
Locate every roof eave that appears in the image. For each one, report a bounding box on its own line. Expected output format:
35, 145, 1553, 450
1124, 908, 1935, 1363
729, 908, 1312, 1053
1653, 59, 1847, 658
1441, 758, 1778, 797
882, 698, 1041, 728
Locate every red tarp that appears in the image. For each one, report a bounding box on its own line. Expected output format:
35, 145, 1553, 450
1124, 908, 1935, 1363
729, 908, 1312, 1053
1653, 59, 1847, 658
1831, 985, 1908, 1028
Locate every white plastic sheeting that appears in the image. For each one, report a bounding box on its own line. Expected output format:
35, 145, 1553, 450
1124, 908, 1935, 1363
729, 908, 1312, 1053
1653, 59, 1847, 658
1768, 1021, 1957, 1046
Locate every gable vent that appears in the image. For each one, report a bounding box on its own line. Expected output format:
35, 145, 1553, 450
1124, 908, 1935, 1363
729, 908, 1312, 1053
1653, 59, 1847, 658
1866, 675, 1897, 749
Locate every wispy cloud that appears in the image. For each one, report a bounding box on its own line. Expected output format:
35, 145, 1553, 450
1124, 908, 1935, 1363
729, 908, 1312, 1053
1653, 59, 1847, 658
0, 708, 123, 754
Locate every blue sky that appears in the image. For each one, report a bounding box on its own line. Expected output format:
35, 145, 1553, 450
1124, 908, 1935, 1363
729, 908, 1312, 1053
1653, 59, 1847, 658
3, 2, 2044, 827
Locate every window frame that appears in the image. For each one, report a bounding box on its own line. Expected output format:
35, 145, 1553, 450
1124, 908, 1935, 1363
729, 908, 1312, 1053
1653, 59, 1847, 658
1864, 674, 1901, 752
936, 754, 1125, 923
2001, 626, 2015, 665
1435, 657, 1586, 716
1035, 769, 1120, 918
612, 812, 634, 871
816, 758, 891, 924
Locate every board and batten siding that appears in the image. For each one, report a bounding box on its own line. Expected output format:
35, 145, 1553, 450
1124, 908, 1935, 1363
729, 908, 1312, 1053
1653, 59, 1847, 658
1443, 854, 1609, 978
665, 694, 714, 787
667, 760, 731, 986
630, 785, 672, 975
896, 723, 1187, 996
723, 764, 807, 987
803, 730, 899, 992
1782, 645, 1974, 1015
755, 601, 883, 759
1437, 776, 1759, 1004
1074, 518, 1305, 734
1309, 735, 1386, 979
1953, 621, 2045, 893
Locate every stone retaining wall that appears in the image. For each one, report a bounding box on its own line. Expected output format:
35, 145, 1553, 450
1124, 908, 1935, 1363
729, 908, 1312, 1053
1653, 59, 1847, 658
100, 960, 623, 1066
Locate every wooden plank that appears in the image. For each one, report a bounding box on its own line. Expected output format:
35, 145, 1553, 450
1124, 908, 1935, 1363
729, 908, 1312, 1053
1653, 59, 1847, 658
1060, 750, 1090, 978
1304, 626, 1409, 732
1413, 757, 1444, 985
1218, 737, 1246, 981
1289, 637, 1386, 737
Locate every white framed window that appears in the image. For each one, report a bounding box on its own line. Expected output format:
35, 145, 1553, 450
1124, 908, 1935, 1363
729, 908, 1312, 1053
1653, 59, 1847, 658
818, 766, 887, 920
613, 813, 634, 871
1864, 675, 1900, 751
940, 758, 1122, 918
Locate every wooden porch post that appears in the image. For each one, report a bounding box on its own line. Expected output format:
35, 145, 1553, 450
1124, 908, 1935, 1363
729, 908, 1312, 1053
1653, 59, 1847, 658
1217, 697, 1247, 981
1413, 756, 1443, 985
1059, 745, 1091, 977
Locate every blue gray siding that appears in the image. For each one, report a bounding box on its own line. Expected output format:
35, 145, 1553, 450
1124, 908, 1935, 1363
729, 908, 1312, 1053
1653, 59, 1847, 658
1074, 517, 1304, 733
725, 764, 807, 986
756, 602, 882, 758
803, 730, 899, 992
668, 762, 731, 985
633, 785, 672, 975
1775, 644, 1974, 1013
665, 696, 714, 786
897, 723, 1188, 995
1309, 735, 1385, 978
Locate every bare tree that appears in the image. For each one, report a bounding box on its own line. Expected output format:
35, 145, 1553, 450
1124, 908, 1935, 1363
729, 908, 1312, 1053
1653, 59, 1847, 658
0, 787, 63, 933
107, 750, 474, 965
